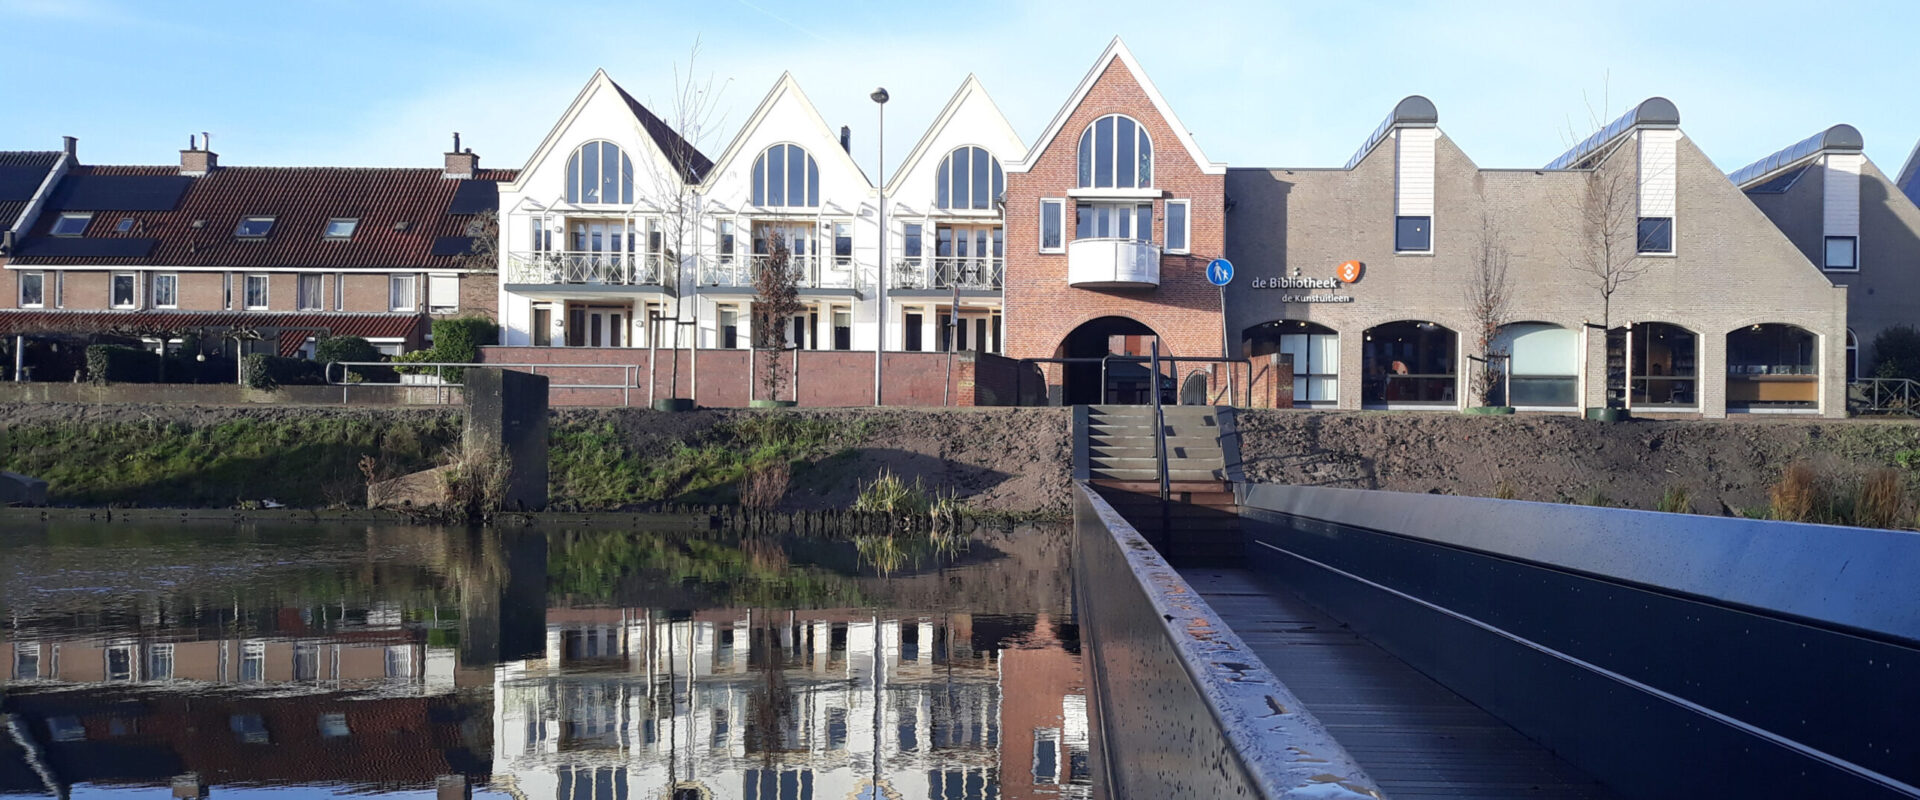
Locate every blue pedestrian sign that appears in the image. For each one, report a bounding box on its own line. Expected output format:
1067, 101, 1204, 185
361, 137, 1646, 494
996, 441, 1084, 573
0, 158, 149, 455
1207, 258, 1234, 287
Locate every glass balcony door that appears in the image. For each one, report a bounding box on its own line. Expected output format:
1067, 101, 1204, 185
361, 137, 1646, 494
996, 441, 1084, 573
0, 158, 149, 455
1074, 202, 1152, 242
567, 220, 635, 284
934, 224, 1003, 289
750, 222, 814, 287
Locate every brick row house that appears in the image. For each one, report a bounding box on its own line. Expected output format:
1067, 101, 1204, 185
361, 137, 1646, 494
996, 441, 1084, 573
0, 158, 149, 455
0, 136, 509, 381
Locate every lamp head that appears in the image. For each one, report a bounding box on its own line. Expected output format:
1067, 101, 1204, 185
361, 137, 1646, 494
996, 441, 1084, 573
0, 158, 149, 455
870, 87, 889, 104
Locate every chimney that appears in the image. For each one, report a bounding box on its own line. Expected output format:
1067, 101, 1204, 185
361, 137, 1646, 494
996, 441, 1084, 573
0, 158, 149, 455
2, 230, 14, 255
180, 133, 218, 176
61, 136, 77, 160
839, 126, 851, 153
444, 132, 478, 179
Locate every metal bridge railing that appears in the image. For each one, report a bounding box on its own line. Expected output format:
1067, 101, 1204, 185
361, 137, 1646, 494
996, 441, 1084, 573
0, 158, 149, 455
324, 361, 642, 406
1848, 378, 1920, 416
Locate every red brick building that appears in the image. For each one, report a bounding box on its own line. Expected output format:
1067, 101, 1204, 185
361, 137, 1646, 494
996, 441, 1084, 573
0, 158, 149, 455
1003, 39, 1228, 404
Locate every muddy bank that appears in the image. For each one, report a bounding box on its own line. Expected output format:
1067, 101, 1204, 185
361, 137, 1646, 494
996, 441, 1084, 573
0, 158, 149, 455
1235, 410, 1920, 515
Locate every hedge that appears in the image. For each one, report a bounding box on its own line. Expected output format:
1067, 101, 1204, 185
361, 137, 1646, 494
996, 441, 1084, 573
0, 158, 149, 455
395, 316, 498, 381
243, 353, 327, 390
86, 345, 162, 384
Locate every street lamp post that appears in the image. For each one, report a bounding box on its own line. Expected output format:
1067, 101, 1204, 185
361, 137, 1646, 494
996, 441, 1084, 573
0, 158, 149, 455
871, 86, 889, 406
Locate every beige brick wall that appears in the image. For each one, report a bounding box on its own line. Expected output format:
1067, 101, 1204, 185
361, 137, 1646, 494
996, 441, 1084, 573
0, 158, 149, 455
177, 272, 224, 310
1226, 128, 1849, 418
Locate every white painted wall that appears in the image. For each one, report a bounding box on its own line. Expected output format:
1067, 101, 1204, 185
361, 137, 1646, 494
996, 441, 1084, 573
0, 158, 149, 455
1824, 153, 1863, 239
1639, 129, 1679, 218
1395, 128, 1437, 217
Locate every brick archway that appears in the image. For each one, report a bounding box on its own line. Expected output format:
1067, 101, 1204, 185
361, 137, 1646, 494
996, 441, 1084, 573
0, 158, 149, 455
1058, 315, 1163, 405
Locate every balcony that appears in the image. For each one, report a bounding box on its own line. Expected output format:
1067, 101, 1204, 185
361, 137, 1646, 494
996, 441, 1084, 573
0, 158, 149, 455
1067, 238, 1160, 288
504, 251, 667, 287
699, 254, 861, 291
891, 257, 1004, 291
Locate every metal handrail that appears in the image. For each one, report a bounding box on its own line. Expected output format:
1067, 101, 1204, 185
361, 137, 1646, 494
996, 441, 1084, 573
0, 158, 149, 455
700, 254, 860, 290
504, 251, 668, 286
324, 361, 643, 407
1150, 341, 1172, 553
1849, 377, 1920, 416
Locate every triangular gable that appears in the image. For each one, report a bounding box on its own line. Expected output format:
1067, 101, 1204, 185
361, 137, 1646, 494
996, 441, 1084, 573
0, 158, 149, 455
1007, 37, 1224, 175
699, 72, 872, 197
503, 69, 709, 194
1899, 138, 1920, 206
884, 74, 1026, 196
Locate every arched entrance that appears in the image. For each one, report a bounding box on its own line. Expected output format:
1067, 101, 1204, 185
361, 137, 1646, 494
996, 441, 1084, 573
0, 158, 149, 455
1363, 321, 1458, 407
1244, 320, 1338, 405
1727, 323, 1818, 411
1491, 322, 1578, 408
1057, 316, 1167, 405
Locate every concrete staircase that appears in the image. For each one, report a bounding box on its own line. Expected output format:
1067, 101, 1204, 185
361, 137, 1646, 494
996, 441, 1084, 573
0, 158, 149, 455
1082, 405, 1243, 562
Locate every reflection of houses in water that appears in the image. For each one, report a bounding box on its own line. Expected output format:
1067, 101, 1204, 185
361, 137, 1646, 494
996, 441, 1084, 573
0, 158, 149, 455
495, 609, 1092, 800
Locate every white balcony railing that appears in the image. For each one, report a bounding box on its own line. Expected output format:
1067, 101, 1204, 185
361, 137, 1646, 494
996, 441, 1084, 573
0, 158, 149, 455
700, 254, 861, 291
504, 251, 668, 286
1066, 238, 1160, 288
892, 257, 1004, 291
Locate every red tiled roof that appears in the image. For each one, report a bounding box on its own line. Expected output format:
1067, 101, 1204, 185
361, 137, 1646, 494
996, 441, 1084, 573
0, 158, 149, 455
11, 165, 501, 269
0, 310, 427, 356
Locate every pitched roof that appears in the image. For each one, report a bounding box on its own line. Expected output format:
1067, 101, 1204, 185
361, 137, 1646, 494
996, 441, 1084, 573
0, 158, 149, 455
1899, 139, 1920, 207
1543, 97, 1680, 170
0, 151, 62, 232
0, 309, 427, 355
11, 165, 503, 268
1008, 37, 1225, 175
608, 78, 715, 182
1729, 124, 1863, 189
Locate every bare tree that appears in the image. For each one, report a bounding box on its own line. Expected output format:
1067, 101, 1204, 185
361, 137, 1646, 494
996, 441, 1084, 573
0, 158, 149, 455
460, 210, 499, 274
1558, 82, 1652, 409
648, 39, 729, 404
751, 232, 801, 400
1463, 212, 1513, 406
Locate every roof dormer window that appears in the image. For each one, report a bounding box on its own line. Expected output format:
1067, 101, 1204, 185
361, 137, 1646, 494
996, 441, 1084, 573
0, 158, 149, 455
50, 213, 91, 236
324, 218, 359, 240
235, 216, 276, 238
114, 217, 135, 233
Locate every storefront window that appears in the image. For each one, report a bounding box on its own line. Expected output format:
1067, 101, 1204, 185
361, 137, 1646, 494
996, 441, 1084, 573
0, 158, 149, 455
1249, 321, 1338, 404
1727, 323, 1818, 409
1632, 323, 1697, 407
1363, 321, 1456, 406
1491, 323, 1578, 407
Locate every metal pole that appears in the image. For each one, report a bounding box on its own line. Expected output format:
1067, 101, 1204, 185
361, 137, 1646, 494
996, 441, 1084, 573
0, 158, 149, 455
1219, 284, 1232, 406
872, 87, 890, 406
943, 282, 959, 406
648, 311, 657, 406
12, 335, 22, 382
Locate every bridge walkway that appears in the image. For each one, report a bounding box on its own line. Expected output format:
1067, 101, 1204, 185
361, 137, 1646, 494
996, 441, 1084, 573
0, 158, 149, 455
1181, 567, 1616, 800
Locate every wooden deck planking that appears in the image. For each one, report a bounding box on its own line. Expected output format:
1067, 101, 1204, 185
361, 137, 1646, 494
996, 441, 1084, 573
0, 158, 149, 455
1181, 568, 1618, 800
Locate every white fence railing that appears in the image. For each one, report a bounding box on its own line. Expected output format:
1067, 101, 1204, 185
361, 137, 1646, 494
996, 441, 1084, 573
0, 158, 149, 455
699, 255, 860, 290
324, 361, 643, 406
504, 251, 668, 286
892, 257, 1004, 291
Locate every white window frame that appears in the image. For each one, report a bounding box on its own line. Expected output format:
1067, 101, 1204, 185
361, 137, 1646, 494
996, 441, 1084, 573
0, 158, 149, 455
110, 272, 138, 309
235, 216, 276, 238
1165, 199, 1191, 254
19, 271, 45, 308
244, 274, 269, 310
50, 213, 91, 237
151, 273, 178, 309
323, 217, 358, 240
335, 273, 345, 311
427, 273, 459, 314
1039, 199, 1066, 253
389, 274, 416, 312
1077, 113, 1154, 190
296, 273, 324, 311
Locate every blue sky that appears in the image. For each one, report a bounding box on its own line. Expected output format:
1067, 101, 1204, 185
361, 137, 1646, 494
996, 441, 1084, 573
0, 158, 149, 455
5, 0, 1915, 178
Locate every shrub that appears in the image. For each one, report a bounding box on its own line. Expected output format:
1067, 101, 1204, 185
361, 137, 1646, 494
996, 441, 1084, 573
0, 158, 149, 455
1895, 449, 1920, 471
315, 335, 380, 365
1769, 462, 1828, 523
1655, 484, 1692, 514
243, 353, 326, 390
1871, 325, 1920, 380
739, 459, 791, 510
393, 317, 497, 382
85, 344, 161, 384
1855, 468, 1907, 529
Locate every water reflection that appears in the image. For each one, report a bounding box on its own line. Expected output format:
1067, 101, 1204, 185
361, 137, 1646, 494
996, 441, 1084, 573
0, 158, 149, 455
0, 523, 1090, 800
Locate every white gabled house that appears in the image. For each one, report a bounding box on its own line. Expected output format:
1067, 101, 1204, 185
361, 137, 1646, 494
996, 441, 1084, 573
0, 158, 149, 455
881, 74, 1026, 354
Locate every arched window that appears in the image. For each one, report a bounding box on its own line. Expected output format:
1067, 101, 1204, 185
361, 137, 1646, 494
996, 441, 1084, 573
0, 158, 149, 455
1077, 114, 1152, 189
752, 144, 820, 208
935, 146, 1004, 210
566, 141, 634, 205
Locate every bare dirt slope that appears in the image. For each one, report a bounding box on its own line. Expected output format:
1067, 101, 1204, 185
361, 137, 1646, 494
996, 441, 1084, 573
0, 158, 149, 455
1234, 410, 1920, 515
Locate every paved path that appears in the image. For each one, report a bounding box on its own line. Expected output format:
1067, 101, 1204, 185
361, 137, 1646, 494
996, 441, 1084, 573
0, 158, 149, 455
1180, 567, 1618, 800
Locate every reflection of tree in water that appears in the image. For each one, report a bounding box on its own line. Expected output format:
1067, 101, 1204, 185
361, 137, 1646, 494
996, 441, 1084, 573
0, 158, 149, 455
745, 624, 797, 764
546, 531, 867, 608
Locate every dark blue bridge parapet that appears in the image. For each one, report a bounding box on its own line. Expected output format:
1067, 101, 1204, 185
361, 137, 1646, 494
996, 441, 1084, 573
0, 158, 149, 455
1241, 484, 1920, 800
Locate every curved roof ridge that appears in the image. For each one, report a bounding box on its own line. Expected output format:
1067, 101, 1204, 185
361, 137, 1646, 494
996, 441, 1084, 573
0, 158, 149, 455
1728, 124, 1864, 188
1343, 96, 1438, 170
1543, 97, 1680, 170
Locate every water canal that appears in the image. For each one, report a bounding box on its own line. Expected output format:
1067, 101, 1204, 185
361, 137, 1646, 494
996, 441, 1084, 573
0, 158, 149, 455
0, 521, 1092, 800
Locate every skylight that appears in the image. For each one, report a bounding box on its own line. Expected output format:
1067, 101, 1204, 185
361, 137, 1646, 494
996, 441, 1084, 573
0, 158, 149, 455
50, 213, 91, 236
114, 217, 135, 233
324, 218, 359, 240
235, 216, 276, 238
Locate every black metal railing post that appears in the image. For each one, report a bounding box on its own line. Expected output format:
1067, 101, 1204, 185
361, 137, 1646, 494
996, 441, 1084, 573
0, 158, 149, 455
1152, 341, 1172, 556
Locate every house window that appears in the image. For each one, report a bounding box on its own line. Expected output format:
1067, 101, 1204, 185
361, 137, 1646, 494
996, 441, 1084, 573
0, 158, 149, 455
1166, 200, 1190, 253
905, 311, 923, 352
1076, 202, 1153, 241
389, 275, 415, 311
1637, 217, 1674, 254
147, 644, 174, 681
565, 140, 635, 205
833, 307, 851, 351
235, 216, 276, 238
106, 646, 134, 681
936, 146, 1005, 210
50, 213, 91, 236
1824, 235, 1857, 271
19, 272, 44, 307
111, 273, 137, 308
1077, 114, 1152, 189
297, 274, 323, 310
1395, 216, 1432, 253
718, 219, 736, 263
324, 218, 358, 239
719, 305, 739, 349
904, 223, 923, 261
529, 219, 552, 253
751, 143, 820, 208
834, 222, 852, 266
13, 644, 38, 679
244, 275, 269, 309
114, 217, 135, 233
335, 274, 345, 310
152, 273, 178, 308
428, 274, 458, 313
1039, 199, 1065, 252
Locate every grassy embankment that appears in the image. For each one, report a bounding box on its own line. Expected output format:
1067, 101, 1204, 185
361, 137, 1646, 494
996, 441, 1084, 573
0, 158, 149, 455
0, 412, 874, 509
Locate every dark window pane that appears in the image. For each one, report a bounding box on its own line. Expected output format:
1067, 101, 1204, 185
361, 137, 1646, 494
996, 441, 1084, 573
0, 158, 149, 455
970, 147, 990, 208
936, 155, 950, 209
951, 148, 970, 212
1139, 128, 1152, 186
992, 161, 1004, 207
620, 151, 634, 204
1042, 203, 1061, 249
1168, 202, 1187, 251
766, 147, 785, 206
1824, 236, 1856, 269
1075, 204, 1093, 239
806, 158, 819, 206
1116, 117, 1136, 188
1637, 217, 1673, 254
599, 142, 619, 205
1395, 216, 1432, 252
581, 144, 600, 202
752, 154, 766, 206
1094, 117, 1114, 188
905, 223, 922, 257
1077, 129, 1093, 187
786, 145, 806, 207
567, 152, 580, 203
